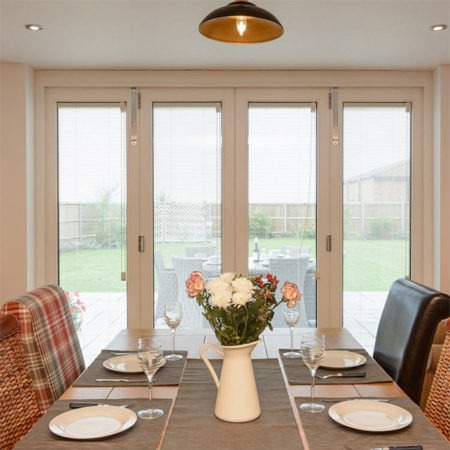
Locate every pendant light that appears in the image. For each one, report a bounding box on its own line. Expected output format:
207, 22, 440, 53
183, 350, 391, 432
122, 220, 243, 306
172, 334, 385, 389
199, 0, 284, 44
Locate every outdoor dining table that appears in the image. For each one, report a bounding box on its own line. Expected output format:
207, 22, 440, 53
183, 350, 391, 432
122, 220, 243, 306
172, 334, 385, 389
16, 328, 447, 449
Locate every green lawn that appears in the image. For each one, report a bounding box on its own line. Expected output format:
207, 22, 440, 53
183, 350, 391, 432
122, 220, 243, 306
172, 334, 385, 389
60, 239, 409, 293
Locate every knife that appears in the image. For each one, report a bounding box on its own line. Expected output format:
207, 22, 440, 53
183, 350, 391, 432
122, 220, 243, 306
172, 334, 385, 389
322, 398, 390, 402
110, 352, 137, 356
95, 378, 138, 382
370, 447, 423, 450
316, 372, 366, 379
69, 402, 129, 408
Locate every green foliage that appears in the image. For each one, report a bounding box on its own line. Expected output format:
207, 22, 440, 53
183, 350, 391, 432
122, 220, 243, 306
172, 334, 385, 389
92, 186, 125, 248
368, 216, 394, 239
299, 222, 316, 239
248, 212, 271, 238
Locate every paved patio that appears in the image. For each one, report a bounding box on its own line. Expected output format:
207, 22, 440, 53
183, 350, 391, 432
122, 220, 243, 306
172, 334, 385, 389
75, 290, 387, 364
344, 291, 387, 355
75, 292, 127, 365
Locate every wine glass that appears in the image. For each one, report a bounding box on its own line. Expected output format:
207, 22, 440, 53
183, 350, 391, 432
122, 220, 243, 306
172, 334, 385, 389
164, 302, 183, 361
282, 303, 301, 358
299, 334, 325, 413
137, 337, 164, 420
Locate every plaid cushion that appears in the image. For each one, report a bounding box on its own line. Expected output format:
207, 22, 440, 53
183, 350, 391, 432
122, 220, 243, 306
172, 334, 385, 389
2, 285, 85, 413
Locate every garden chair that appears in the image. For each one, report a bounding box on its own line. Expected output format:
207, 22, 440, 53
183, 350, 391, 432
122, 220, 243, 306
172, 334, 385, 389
172, 256, 208, 328
1, 285, 85, 413
154, 250, 178, 323
303, 267, 317, 327
0, 314, 41, 449
281, 245, 311, 257
185, 245, 217, 257
268, 256, 310, 328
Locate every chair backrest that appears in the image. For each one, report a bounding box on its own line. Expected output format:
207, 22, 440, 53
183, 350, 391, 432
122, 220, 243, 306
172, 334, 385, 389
269, 256, 310, 327
373, 278, 450, 404
172, 256, 207, 328
185, 246, 216, 257
425, 318, 450, 440
154, 249, 167, 275
1, 285, 86, 413
281, 246, 311, 257
0, 314, 41, 449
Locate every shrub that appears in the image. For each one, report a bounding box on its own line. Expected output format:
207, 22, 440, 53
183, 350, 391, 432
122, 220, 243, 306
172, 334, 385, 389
249, 212, 271, 238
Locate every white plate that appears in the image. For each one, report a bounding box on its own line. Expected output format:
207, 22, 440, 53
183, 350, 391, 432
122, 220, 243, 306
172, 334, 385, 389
320, 350, 367, 369
328, 400, 413, 432
103, 355, 166, 374
49, 405, 137, 440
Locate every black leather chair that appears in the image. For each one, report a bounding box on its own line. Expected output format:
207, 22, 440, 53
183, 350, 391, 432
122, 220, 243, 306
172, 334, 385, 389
373, 278, 450, 404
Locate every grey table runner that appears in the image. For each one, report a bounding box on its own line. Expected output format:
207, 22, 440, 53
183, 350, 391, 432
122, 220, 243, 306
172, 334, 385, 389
294, 396, 448, 450
162, 359, 304, 449
280, 348, 392, 384
73, 350, 187, 387
15, 398, 172, 449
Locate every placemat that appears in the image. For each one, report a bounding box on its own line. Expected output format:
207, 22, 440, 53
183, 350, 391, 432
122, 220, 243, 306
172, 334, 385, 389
162, 359, 303, 449
73, 350, 187, 387
294, 396, 448, 450
15, 398, 172, 449
280, 348, 392, 384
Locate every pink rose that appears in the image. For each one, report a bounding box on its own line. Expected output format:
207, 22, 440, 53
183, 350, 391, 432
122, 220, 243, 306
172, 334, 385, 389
185, 271, 205, 297
281, 281, 301, 307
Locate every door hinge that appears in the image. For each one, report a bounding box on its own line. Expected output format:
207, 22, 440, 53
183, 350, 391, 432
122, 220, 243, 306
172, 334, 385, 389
138, 236, 145, 252
121, 271, 127, 281
328, 93, 332, 109
326, 235, 332, 252
138, 92, 141, 109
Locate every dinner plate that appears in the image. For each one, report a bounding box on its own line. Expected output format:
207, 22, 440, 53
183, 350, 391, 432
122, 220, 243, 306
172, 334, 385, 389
328, 400, 413, 432
320, 350, 367, 369
49, 405, 137, 440
103, 354, 166, 374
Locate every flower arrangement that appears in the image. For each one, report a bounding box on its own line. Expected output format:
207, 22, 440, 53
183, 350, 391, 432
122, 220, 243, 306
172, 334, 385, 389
186, 272, 301, 346
65, 291, 86, 332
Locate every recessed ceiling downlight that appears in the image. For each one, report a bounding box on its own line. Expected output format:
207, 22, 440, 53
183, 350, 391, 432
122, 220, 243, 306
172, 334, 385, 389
25, 24, 43, 31
431, 24, 447, 31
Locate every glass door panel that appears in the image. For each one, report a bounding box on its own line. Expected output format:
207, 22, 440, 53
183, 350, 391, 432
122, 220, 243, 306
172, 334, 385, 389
58, 104, 127, 364
153, 104, 222, 328
343, 104, 411, 353
247, 103, 317, 328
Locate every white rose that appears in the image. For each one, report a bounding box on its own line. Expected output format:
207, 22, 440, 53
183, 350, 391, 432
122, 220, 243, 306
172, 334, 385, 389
210, 288, 232, 308
219, 272, 235, 284
231, 277, 254, 294
232, 290, 253, 306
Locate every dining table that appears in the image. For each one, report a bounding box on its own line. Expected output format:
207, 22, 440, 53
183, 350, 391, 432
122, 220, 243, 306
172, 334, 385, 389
15, 327, 447, 449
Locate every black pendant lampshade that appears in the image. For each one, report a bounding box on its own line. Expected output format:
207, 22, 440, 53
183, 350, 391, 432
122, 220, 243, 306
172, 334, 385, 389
199, 1, 284, 44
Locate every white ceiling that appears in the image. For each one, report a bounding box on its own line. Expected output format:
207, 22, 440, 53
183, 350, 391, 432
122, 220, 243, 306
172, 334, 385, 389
1, 0, 449, 70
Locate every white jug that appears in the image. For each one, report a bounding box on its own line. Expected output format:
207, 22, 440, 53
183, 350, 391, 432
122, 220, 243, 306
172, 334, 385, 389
199, 339, 262, 423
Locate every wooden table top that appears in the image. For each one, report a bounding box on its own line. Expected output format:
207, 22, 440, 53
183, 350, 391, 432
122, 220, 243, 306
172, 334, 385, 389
59, 328, 406, 450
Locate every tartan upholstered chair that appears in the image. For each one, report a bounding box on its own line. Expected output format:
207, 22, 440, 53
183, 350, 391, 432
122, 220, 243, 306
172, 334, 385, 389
1, 285, 85, 414
425, 318, 450, 440
0, 314, 41, 449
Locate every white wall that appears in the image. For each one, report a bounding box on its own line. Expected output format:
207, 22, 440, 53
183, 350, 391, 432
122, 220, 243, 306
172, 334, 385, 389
0, 63, 34, 304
